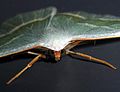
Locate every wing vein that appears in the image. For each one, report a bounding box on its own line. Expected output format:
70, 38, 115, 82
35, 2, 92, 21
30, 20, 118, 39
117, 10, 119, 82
0, 34, 24, 48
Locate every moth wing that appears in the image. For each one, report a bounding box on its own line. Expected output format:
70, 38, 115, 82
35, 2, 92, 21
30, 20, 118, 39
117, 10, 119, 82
0, 7, 56, 57
53, 12, 120, 41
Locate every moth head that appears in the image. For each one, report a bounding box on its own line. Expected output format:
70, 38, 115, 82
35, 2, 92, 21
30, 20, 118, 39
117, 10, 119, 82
53, 50, 61, 61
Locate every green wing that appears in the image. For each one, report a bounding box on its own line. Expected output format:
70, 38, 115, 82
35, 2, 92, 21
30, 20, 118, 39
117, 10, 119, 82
1, 8, 120, 56
51, 12, 120, 41
0, 7, 56, 57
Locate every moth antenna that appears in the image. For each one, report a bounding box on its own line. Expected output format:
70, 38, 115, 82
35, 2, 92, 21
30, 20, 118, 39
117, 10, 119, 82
66, 50, 117, 70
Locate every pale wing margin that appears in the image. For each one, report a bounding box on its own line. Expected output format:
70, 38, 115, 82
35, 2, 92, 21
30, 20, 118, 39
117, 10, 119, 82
72, 23, 120, 40
0, 7, 57, 57
58, 12, 120, 40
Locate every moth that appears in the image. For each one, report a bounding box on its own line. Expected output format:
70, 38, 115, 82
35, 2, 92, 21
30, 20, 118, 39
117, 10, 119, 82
0, 7, 120, 84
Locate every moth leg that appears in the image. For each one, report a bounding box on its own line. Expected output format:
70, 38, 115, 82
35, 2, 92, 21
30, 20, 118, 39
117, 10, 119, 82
66, 50, 116, 69
6, 54, 46, 85
64, 41, 82, 50
27, 51, 39, 56
64, 41, 91, 51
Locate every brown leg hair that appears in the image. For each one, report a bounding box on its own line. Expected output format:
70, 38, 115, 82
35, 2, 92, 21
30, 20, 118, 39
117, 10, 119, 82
66, 50, 116, 69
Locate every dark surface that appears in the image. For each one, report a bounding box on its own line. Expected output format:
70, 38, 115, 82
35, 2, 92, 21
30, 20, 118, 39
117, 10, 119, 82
0, 0, 120, 92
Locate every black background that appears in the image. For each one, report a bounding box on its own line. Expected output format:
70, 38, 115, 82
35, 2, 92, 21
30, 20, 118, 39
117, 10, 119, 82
0, 0, 120, 92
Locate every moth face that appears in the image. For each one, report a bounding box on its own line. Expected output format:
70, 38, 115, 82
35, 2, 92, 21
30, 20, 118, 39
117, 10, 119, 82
54, 51, 61, 61
43, 50, 62, 62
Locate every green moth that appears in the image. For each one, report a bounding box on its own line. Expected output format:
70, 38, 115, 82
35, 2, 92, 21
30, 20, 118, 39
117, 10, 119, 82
0, 7, 120, 84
